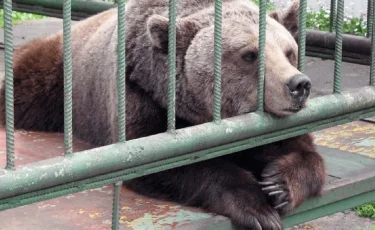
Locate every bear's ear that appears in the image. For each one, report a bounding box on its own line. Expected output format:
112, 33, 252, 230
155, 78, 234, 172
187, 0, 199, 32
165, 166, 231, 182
147, 15, 201, 52
147, 15, 170, 50
269, 0, 300, 37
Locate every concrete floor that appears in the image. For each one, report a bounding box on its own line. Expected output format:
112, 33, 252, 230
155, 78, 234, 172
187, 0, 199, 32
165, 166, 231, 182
0, 18, 374, 230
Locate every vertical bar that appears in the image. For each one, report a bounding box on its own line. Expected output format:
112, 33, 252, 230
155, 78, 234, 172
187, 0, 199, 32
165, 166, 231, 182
257, 0, 266, 112
63, 0, 73, 155
167, 0, 176, 131
213, 0, 222, 123
330, 0, 337, 33
368, 0, 374, 38
298, 0, 307, 73
370, 0, 375, 86
333, 0, 344, 93
111, 181, 123, 230
117, 0, 126, 142
3, 0, 15, 170
112, 1, 125, 226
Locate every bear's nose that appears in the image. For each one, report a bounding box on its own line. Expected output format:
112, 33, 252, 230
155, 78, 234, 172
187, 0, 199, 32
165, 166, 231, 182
286, 74, 311, 98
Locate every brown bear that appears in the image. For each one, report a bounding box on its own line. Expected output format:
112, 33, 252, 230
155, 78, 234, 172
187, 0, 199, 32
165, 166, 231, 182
0, 0, 326, 229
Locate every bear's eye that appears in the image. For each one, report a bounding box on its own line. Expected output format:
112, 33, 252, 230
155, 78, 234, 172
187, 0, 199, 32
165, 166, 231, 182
286, 50, 295, 61
242, 51, 258, 62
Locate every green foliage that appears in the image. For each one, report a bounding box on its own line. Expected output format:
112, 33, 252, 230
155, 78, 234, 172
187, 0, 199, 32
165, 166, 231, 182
252, 0, 275, 11
359, 225, 375, 230
355, 202, 375, 219
306, 8, 368, 36
342, 16, 367, 36
0, 9, 46, 28
306, 9, 331, 31
251, 0, 368, 36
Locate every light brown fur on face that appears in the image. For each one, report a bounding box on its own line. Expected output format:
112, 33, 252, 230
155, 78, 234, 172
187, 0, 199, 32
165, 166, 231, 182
141, 0, 307, 124
183, 14, 303, 121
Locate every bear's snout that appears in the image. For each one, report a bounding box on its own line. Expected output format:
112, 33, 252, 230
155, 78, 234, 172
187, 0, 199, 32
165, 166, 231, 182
287, 74, 311, 102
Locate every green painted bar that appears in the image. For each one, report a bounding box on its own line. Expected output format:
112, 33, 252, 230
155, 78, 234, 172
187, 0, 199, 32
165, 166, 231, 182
1, 87, 375, 200
201, 171, 375, 229
111, 181, 123, 230
167, 0, 176, 131
213, 0, 223, 123
112, 1, 126, 227
63, 0, 73, 155
298, 0, 307, 73
3, 0, 15, 170
285, 191, 375, 228
257, 0, 266, 112
283, 171, 375, 227
8, 0, 115, 15
371, 0, 375, 86
2, 140, 375, 227
6, 3, 106, 20
117, 0, 126, 142
368, 0, 374, 38
333, 0, 344, 93
2, 106, 375, 212
329, 0, 337, 32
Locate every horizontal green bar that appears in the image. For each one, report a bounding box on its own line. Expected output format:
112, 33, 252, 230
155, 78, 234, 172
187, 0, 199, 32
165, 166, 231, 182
283, 170, 375, 227
1, 96, 375, 211
285, 190, 375, 227
287, 171, 375, 215
199, 170, 375, 229
1, 87, 375, 199
0, 0, 115, 15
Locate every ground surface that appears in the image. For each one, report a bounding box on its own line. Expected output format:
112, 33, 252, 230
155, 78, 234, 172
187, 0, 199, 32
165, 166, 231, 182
0, 18, 374, 230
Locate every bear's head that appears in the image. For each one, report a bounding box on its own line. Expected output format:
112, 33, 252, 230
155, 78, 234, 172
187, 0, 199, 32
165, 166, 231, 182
147, 0, 310, 124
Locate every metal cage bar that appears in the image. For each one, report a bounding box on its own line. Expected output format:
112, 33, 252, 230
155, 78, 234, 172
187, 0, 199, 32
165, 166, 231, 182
5, 1, 114, 20
371, 0, 375, 86
368, 0, 374, 38
333, 0, 344, 93
168, 0, 177, 132
117, 0, 126, 142
63, 0, 73, 155
1, 86, 375, 203
111, 1, 127, 228
7, 0, 115, 15
257, 0, 266, 112
167, 0, 177, 131
330, 0, 337, 33
213, 0, 223, 123
3, 0, 15, 170
111, 181, 123, 230
298, 0, 307, 73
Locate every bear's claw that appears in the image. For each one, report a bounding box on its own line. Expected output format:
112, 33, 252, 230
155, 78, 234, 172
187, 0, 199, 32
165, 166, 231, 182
259, 173, 293, 216
275, 201, 289, 210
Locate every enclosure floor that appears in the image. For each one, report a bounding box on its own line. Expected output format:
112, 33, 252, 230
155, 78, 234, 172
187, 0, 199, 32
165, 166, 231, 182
0, 120, 374, 230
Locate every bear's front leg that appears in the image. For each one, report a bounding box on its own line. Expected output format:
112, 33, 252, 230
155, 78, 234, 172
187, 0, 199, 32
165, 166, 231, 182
259, 134, 326, 217
125, 159, 284, 230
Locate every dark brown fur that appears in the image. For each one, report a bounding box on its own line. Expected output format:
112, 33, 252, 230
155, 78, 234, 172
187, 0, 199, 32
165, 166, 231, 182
0, 35, 64, 132
0, 1, 326, 229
